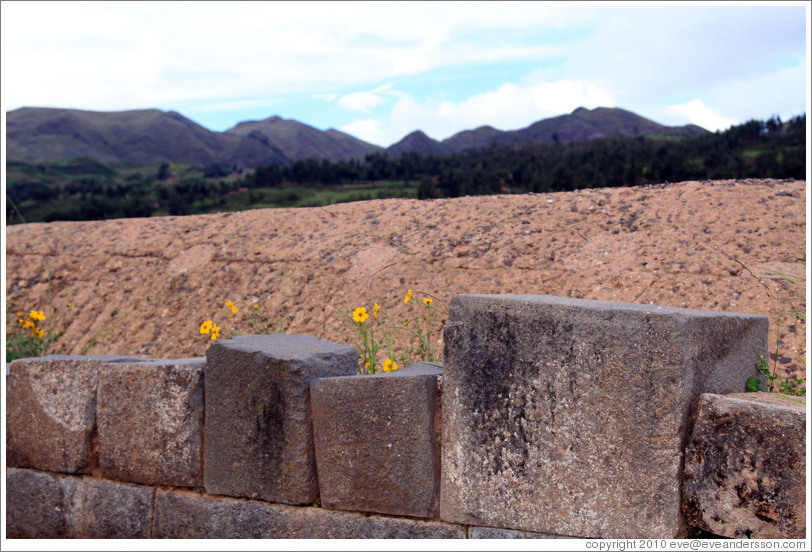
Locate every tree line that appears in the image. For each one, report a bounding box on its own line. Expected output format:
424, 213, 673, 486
241, 114, 805, 198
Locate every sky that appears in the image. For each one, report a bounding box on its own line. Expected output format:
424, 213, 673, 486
1, 1, 809, 148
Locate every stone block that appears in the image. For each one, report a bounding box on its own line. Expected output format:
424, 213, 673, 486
469, 526, 571, 538
98, 358, 205, 487
61, 475, 154, 538
281, 504, 468, 538
440, 294, 767, 538
204, 334, 357, 504
6, 469, 153, 539
311, 362, 442, 518
6, 355, 143, 474
683, 392, 806, 539
5, 468, 67, 538
154, 489, 466, 538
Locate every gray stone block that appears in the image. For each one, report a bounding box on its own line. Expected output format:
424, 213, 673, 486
683, 392, 806, 539
469, 526, 571, 538
283, 504, 468, 538
5, 468, 67, 538
204, 334, 357, 504
6, 355, 139, 473
311, 363, 442, 518
98, 358, 205, 487
61, 475, 154, 538
6, 468, 154, 539
154, 489, 466, 538
440, 294, 767, 538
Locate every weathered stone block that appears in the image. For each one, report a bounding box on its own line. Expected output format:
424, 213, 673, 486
204, 334, 357, 504
61, 475, 153, 538
683, 392, 806, 539
6, 469, 153, 539
154, 489, 466, 538
6, 355, 142, 474
5, 468, 67, 538
469, 526, 571, 538
311, 363, 442, 518
98, 358, 205, 487
440, 294, 767, 538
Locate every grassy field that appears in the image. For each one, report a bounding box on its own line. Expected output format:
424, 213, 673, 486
5, 158, 421, 224
159, 180, 420, 215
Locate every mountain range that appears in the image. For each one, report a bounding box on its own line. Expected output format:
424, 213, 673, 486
5, 106, 708, 168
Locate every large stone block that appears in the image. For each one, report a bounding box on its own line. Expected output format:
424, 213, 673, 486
154, 489, 466, 538
5, 469, 153, 538
6, 355, 142, 474
98, 358, 205, 487
683, 392, 806, 539
61, 475, 154, 538
5, 468, 67, 538
311, 362, 442, 518
440, 294, 767, 538
204, 334, 357, 504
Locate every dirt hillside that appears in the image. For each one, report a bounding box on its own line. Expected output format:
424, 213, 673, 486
5, 178, 807, 383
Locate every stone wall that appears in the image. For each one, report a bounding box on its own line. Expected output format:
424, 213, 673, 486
5, 295, 805, 539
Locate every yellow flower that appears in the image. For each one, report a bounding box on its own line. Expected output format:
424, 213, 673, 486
423, 297, 433, 305
226, 300, 238, 314
200, 320, 213, 335
211, 323, 220, 340
34, 329, 45, 339
29, 310, 46, 321
253, 304, 259, 310
365, 362, 371, 371
404, 289, 413, 304
373, 303, 381, 318
382, 359, 398, 372
16, 311, 23, 317
22, 320, 36, 330
67, 303, 72, 307
352, 307, 369, 323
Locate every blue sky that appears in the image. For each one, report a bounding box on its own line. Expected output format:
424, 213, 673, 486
1, 1, 809, 147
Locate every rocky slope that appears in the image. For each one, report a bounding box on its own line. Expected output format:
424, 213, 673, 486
5, 178, 806, 383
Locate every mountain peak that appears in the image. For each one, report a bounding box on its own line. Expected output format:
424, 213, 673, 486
386, 130, 448, 158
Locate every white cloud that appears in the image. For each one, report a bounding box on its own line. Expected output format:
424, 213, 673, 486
340, 79, 617, 146
558, 6, 807, 116
704, 63, 808, 123
339, 119, 389, 147
336, 83, 396, 113
187, 98, 280, 113
667, 100, 739, 132
1, 1, 587, 113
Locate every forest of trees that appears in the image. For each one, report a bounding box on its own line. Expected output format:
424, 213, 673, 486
5, 114, 806, 224
242, 114, 805, 198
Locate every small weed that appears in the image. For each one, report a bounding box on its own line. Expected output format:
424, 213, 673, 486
247, 303, 292, 335
199, 300, 291, 343
6, 308, 60, 362
341, 289, 447, 375
779, 374, 806, 396
747, 353, 806, 397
